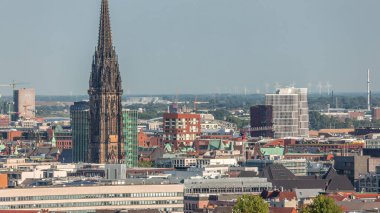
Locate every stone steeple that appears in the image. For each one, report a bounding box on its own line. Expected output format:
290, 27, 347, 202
88, 0, 124, 163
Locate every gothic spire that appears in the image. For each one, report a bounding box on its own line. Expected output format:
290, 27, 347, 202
98, 0, 113, 57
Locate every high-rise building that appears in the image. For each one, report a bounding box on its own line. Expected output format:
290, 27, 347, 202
13, 88, 35, 119
163, 108, 201, 150
123, 109, 138, 168
88, 0, 124, 163
265, 87, 309, 138
250, 105, 274, 137
70, 101, 90, 163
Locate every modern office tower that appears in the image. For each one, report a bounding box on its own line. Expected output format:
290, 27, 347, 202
88, 0, 124, 163
123, 109, 138, 168
13, 88, 35, 119
250, 105, 274, 137
163, 108, 201, 150
265, 87, 309, 138
70, 101, 90, 163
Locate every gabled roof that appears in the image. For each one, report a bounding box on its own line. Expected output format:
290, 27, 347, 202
269, 207, 296, 213
260, 164, 296, 180
278, 191, 297, 201
261, 164, 354, 191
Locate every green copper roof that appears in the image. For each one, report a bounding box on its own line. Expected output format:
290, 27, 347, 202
180, 146, 195, 152
208, 139, 233, 151
164, 143, 173, 153
260, 147, 284, 156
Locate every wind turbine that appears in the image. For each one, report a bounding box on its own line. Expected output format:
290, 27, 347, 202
265, 83, 270, 93
307, 82, 313, 94
325, 82, 331, 96
274, 82, 281, 91
317, 82, 323, 96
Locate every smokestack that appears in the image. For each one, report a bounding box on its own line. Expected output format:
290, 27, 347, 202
368, 69, 371, 111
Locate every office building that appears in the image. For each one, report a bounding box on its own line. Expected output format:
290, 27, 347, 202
250, 105, 274, 137
265, 87, 309, 138
0, 183, 184, 212
123, 109, 138, 168
13, 88, 35, 119
334, 156, 380, 188
88, 0, 124, 163
70, 101, 90, 163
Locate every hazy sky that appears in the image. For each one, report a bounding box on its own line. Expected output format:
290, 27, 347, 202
1, 0, 380, 95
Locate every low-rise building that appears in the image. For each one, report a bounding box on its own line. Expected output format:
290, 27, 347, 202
184, 177, 272, 213
0, 182, 184, 212
245, 158, 307, 176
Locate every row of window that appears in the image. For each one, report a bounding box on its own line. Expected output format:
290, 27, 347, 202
0, 199, 183, 210
185, 187, 270, 193
0, 192, 183, 202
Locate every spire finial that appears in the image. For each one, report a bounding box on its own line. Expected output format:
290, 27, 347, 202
98, 0, 113, 57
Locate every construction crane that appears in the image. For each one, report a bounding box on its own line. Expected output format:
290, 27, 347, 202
0, 80, 29, 92
193, 96, 209, 112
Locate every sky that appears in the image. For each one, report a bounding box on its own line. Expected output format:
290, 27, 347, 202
1, 0, 380, 95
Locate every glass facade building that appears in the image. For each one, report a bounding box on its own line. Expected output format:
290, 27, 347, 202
123, 109, 138, 168
70, 101, 90, 162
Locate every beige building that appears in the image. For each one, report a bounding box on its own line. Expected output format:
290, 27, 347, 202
0, 183, 184, 212
13, 88, 35, 119
265, 87, 309, 138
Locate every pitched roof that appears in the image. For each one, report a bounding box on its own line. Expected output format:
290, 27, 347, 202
278, 191, 297, 201
260, 164, 296, 180
269, 207, 296, 213
261, 164, 354, 191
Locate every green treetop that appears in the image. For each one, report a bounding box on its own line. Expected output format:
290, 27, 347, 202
233, 194, 269, 213
302, 195, 342, 213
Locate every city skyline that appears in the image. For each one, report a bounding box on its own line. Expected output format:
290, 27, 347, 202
1, 0, 380, 95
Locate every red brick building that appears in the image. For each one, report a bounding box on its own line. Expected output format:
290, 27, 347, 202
138, 129, 150, 147
138, 130, 163, 148
48, 128, 72, 150
372, 107, 380, 121
163, 113, 201, 150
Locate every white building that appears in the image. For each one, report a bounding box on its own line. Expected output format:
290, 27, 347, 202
0, 183, 184, 212
265, 87, 309, 138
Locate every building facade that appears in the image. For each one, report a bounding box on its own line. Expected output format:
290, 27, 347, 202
245, 158, 307, 176
123, 110, 138, 168
13, 88, 35, 120
0, 184, 184, 212
70, 101, 90, 163
333, 156, 380, 188
265, 88, 309, 138
0, 115, 9, 128
250, 105, 274, 137
88, 0, 124, 163
372, 107, 380, 121
163, 113, 201, 150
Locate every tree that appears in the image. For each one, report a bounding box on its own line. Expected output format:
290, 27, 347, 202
233, 194, 269, 213
302, 195, 342, 213
138, 160, 153, 168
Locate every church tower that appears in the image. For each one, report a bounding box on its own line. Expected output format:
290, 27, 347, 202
88, 0, 124, 163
